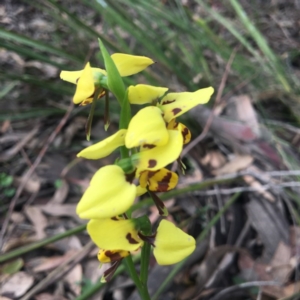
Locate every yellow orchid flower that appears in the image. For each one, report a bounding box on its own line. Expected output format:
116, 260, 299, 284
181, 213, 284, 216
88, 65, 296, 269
128, 84, 214, 122
60, 54, 154, 105
90, 219, 195, 266
139, 168, 178, 192
87, 218, 144, 252
160, 87, 214, 122
125, 106, 169, 148
76, 165, 137, 219
132, 129, 183, 174
153, 220, 196, 265
61, 62, 106, 105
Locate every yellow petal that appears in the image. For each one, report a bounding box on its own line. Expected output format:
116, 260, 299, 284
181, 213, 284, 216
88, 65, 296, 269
128, 84, 168, 105
73, 63, 95, 104
125, 106, 169, 148
153, 220, 196, 265
76, 165, 136, 219
60, 67, 107, 84
60, 70, 83, 84
133, 129, 183, 173
111, 53, 154, 76
136, 185, 147, 196
160, 87, 214, 122
77, 129, 127, 160
87, 218, 143, 251
167, 120, 191, 144
97, 249, 130, 263
139, 169, 178, 192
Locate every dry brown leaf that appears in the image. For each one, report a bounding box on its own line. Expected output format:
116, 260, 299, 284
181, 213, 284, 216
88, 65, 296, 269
201, 150, 227, 170
64, 264, 82, 296
27, 250, 78, 273
282, 282, 300, 298
1, 272, 34, 298
10, 212, 25, 224
14, 175, 41, 194
39, 204, 77, 219
213, 155, 253, 175
49, 179, 69, 204
243, 175, 275, 202
268, 242, 293, 282
233, 95, 260, 136
28, 256, 70, 273
238, 252, 285, 298
24, 206, 47, 239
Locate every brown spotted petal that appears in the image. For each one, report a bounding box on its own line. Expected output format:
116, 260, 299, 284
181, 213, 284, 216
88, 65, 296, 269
167, 120, 191, 144
159, 87, 214, 122
132, 129, 183, 174
139, 168, 178, 192
97, 249, 130, 263
87, 218, 143, 251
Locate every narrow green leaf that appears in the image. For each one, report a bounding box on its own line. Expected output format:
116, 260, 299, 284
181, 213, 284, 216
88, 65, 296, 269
229, 0, 292, 92
98, 39, 126, 105
0, 28, 81, 64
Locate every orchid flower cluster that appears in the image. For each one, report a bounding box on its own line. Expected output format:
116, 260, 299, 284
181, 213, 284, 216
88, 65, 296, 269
60, 40, 214, 285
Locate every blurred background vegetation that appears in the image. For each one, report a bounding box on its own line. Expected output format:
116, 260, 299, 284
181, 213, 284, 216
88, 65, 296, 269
1, 0, 300, 299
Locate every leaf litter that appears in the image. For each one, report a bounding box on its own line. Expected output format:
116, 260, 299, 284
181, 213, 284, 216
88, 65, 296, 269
1, 0, 300, 299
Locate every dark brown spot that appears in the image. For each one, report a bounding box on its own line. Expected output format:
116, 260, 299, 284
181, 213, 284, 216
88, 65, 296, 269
162, 99, 176, 105
104, 250, 122, 262
182, 127, 190, 142
111, 216, 119, 221
146, 170, 159, 179
148, 159, 157, 168
143, 144, 156, 149
125, 170, 136, 183
126, 233, 140, 244
157, 172, 172, 192
172, 108, 182, 116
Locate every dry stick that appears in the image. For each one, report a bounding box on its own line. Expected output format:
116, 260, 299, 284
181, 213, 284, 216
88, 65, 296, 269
209, 281, 281, 300
182, 48, 238, 157
20, 241, 95, 300
0, 127, 39, 162
0, 102, 74, 250
191, 181, 300, 196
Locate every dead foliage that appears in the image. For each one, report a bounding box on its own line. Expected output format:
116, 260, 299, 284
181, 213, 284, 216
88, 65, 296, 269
1, 0, 300, 299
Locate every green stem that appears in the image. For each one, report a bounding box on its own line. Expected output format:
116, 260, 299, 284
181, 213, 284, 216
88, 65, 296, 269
75, 252, 141, 300
140, 242, 151, 285
152, 192, 241, 300
124, 255, 151, 300
0, 224, 86, 263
